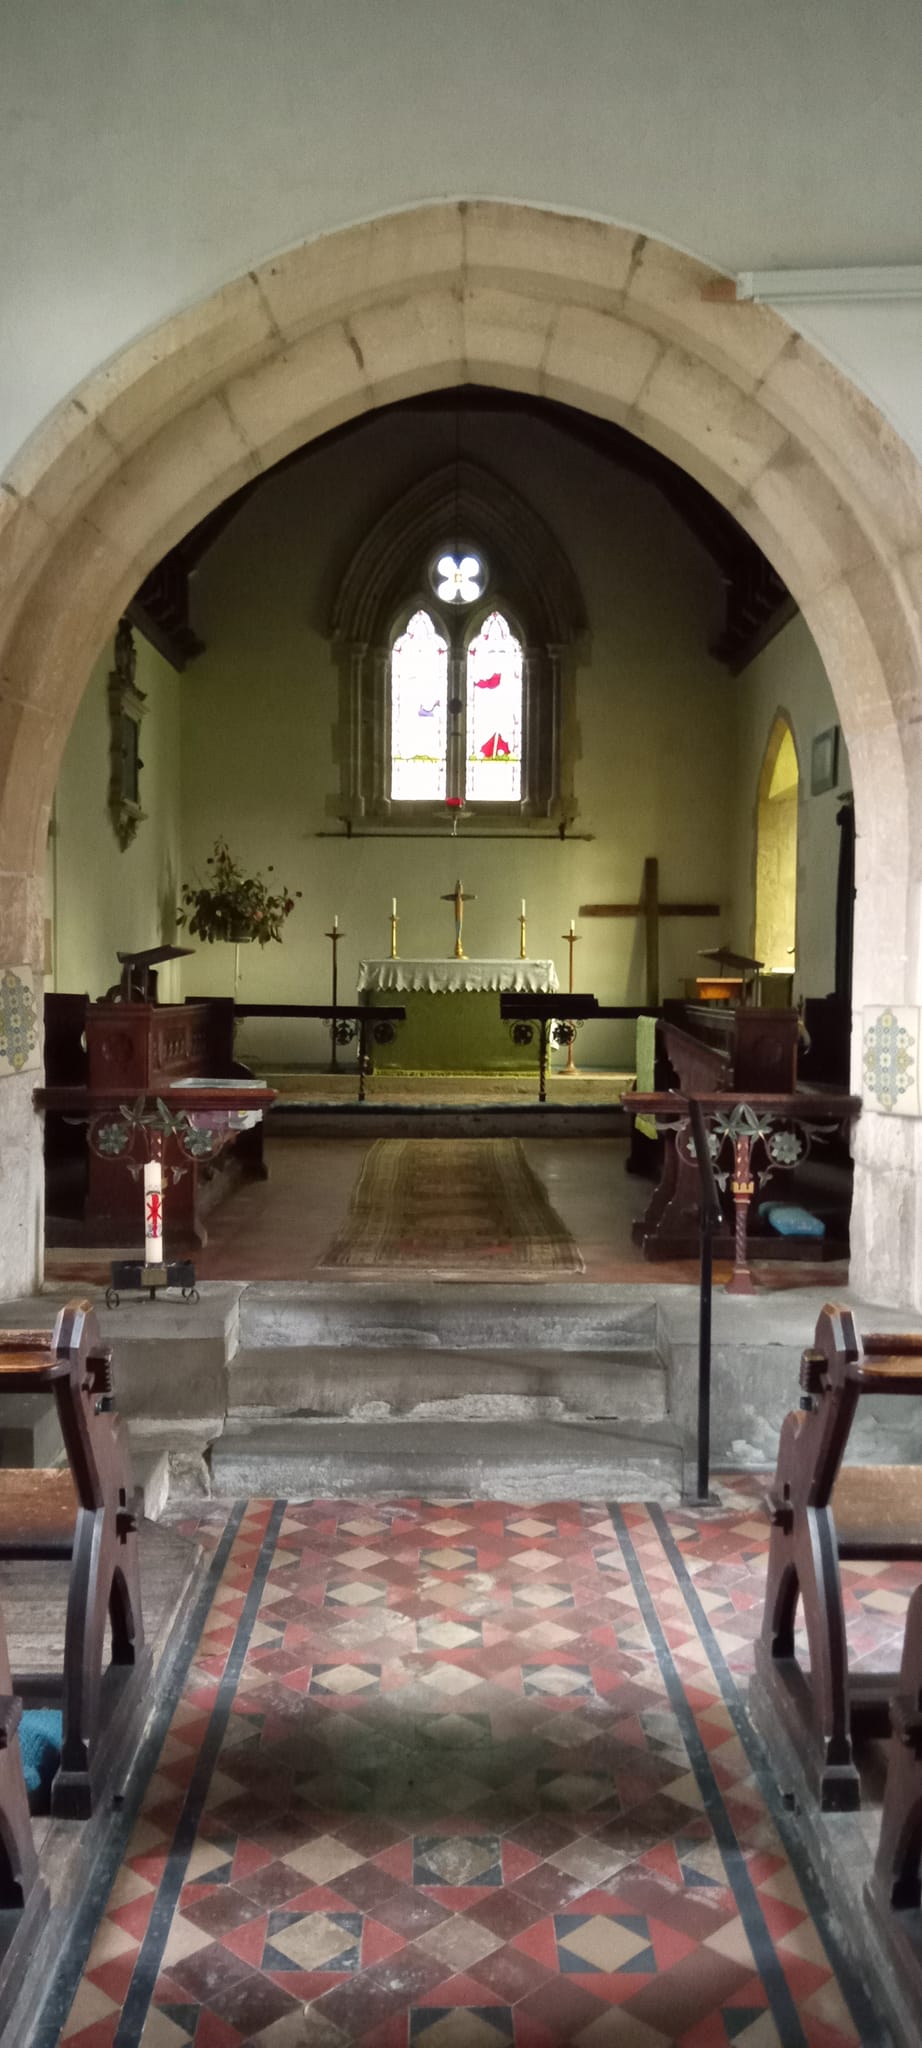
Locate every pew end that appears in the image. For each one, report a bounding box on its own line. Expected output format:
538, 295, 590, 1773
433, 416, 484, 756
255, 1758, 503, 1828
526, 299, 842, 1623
864, 1582, 922, 2031
0, 1300, 150, 1818
753, 1303, 922, 1811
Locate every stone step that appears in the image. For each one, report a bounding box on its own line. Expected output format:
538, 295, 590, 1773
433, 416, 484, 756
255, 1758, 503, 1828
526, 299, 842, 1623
209, 1416, 685, 1502
131, 1445, 171, 1521
228, 1343, 666, 1423
237, 1283, 658, 1356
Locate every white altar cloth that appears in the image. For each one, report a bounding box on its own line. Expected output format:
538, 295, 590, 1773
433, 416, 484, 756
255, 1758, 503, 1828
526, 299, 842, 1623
357, 958, 560, 996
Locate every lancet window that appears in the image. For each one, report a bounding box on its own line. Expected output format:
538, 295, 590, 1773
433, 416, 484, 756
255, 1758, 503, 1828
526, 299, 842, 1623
331, 463, 586, 826
387, 597, 525, 809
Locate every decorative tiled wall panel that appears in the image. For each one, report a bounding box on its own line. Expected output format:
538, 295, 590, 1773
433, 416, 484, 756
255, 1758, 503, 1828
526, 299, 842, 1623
861, 1004, 921, 1115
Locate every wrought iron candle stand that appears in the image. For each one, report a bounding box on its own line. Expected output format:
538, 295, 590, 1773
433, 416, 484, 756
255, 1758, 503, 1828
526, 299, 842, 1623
73, 1097, 209, 1304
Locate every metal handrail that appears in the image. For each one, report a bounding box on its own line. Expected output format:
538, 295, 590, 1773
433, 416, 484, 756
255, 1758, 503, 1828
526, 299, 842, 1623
688, 1095, 722, 1502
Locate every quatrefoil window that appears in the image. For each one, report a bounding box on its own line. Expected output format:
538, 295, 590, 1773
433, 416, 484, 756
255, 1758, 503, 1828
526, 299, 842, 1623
431, 551, 485, 605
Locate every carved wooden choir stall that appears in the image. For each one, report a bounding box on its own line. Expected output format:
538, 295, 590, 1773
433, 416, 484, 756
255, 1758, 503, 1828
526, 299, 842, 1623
628, 998, 859, 1270
41, 956, 275, 1249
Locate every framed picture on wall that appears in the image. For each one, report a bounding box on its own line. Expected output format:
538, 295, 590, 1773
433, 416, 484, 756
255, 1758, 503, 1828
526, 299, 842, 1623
811, 726, 839, 795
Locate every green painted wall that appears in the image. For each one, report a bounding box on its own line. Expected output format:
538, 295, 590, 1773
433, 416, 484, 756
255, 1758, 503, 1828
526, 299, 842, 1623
51, 414, 847, 1064
179, 408, 739, 1071
50, 632, 183, 1000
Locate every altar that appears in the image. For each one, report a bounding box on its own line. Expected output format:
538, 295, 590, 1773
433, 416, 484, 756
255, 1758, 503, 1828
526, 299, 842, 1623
358, 958, 560, 1072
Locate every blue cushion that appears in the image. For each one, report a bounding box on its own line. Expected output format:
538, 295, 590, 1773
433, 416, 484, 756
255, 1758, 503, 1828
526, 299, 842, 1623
763, 1203, 825, 1240
19, 1709, 62, 1813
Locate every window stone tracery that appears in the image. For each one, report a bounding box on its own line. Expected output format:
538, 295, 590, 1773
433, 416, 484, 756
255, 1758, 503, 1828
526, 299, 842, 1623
330, 461, 586, 825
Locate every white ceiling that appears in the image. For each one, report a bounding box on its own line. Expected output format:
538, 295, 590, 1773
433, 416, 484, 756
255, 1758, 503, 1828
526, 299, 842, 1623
3, 0, 922, 469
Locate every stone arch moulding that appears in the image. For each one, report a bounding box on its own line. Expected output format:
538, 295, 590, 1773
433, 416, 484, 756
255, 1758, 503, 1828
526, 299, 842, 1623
2, 199, 922, 1301
329, 457, 588, 823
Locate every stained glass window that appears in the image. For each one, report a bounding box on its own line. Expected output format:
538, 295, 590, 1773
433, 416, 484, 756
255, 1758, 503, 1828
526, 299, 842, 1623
433, 551, 484, 605
465, 611, 523, 803
389, 610, 449, 802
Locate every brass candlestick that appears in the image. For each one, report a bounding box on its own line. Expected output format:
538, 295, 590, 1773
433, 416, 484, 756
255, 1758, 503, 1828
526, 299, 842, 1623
519, 912, 527, 960
325, 920, 344, 1072
441, 877, 475, 960
389, 912, 399, 959
562, 925, 580, 1075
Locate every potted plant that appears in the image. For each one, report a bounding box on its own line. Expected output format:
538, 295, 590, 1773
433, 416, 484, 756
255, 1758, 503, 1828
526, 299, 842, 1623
177, 839, 300, 983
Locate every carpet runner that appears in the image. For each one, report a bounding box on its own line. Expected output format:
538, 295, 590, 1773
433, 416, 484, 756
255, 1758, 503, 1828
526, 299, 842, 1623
320, 1139, 584, 1276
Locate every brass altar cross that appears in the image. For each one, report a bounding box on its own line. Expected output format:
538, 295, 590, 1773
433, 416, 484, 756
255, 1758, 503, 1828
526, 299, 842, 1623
441, 877, 476, 960
580, 856, 719, 1006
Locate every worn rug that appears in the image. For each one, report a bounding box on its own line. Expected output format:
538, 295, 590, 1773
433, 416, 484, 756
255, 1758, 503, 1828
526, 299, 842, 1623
320, 1136, 584, 1275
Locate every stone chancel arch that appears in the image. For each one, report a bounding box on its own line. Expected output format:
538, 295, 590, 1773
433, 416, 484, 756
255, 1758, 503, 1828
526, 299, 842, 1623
2, 201, 922, 1300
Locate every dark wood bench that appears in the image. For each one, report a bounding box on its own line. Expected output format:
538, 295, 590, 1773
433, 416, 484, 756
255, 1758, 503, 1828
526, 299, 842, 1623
754, 1303, 922, 1810
865, 1581, 922, 2026
0, 1300, 149, 1816
0, 1594, 49, 2029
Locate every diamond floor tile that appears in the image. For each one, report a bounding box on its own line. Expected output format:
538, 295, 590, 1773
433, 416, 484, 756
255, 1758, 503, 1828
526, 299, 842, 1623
47, 1485, 883, 2048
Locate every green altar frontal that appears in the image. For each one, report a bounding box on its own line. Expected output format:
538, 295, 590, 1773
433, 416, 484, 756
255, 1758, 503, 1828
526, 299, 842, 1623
358, 958, 560, 1074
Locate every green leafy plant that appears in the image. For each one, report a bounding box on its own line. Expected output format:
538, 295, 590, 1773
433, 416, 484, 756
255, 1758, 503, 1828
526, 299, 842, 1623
177, 838, 301, 946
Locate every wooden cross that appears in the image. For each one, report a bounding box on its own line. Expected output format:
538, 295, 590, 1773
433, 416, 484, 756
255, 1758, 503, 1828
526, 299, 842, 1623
580, 857, 719, 1006
441, 876, 476, 960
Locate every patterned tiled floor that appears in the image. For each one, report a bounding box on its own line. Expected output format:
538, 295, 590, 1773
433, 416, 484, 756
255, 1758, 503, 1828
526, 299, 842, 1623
46, 1485, 916, 2048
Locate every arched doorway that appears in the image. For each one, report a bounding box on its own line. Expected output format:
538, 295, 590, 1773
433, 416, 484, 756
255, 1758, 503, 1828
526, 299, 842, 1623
1, 203, 922, 1302
754, 716, 799, 992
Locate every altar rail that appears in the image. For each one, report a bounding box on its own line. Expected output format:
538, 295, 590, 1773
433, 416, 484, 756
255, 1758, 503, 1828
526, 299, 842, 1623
222, 1000, 407, 1100
499, 994, 658, 1101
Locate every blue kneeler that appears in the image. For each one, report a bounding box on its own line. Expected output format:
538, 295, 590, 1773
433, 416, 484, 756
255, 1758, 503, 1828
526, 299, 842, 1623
18, 1710, 62, 1815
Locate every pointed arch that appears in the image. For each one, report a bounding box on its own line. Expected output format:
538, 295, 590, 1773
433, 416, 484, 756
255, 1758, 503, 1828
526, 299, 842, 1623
1, 201, 922, 1297
754, 711, 800, 979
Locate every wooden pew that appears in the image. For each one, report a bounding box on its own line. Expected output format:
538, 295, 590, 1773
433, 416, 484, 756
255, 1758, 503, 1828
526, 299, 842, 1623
0, 1301, 149, 1817
864, 1582, 922, 2028
0, 1596, 49, 2030
754, 1303, 922, 1811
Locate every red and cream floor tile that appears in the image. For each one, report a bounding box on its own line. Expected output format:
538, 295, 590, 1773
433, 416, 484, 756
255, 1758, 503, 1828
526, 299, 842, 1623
50, 1483, 893, 2047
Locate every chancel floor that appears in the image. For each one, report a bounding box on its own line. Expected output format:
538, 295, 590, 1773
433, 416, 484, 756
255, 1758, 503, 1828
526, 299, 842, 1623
45, 1137, 848, 1292
260, 1072, 634, 1107
46, 1483, 903, 2048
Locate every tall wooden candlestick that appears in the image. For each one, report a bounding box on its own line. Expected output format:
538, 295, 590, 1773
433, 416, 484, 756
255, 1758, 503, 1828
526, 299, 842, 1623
562, 922, 580, 1075
325, 917, 343, 1072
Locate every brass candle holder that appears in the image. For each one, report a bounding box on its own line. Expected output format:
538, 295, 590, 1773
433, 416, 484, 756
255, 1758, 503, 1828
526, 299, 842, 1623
390, 911, 399, 959
519, 911, 527, 960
